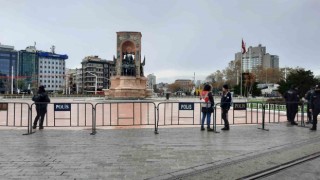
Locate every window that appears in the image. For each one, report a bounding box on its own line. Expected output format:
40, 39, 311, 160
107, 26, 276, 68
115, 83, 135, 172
48, 85, 50, 87
40, 70, 42, 73
45, 66, 47, 68
44, 80, 46, 83
40, 80, 42, 83
44, 71, 46, 73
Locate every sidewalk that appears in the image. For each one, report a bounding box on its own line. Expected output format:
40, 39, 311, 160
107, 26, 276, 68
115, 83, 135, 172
0, 123, 319, 180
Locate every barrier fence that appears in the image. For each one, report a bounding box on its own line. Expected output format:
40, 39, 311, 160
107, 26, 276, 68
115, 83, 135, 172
0, 101, 313, 135
93, 102, 157, 135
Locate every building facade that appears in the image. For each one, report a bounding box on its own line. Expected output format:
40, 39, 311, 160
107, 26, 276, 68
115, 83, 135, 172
65, 68, 76, 94
0, 43, 18, 94
147, 73, 156, 90
38, 51, 68, 92
175, 79, 193, 92
81, 56, 115, 93
236, 44, 279, 72
18, 46, 39, 92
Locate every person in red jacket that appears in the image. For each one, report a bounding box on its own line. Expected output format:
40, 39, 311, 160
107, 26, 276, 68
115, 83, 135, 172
200, 84, 214, 131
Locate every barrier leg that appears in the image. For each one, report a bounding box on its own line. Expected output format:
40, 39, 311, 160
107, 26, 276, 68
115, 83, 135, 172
258, 104, 269, 131
90, 107, 96, 135
213, 106, 220, 133
154, 106, 159, 134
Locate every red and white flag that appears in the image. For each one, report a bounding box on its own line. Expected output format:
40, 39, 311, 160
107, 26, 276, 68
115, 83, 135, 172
242, 39, 246, 54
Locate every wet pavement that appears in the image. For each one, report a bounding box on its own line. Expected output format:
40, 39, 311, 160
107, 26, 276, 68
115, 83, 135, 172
0, 123, 319, 180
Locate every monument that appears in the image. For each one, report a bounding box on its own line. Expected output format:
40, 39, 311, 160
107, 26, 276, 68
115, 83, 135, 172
104, 32, 152, 99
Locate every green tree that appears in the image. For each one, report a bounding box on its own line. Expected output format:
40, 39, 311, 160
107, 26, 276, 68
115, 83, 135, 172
278, 69, 318, 98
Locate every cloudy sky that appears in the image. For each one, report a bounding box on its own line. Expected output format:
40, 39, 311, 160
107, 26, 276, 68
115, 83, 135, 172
1, 0, 319, 83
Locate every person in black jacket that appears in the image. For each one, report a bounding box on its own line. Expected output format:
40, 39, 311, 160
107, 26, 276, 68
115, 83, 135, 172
305, 87, 315, 124
220, 84, 232, 130
310, 84, 320, 131
200, 84, 214, 131
284, 85, 299, 125
32, 86, 50, 129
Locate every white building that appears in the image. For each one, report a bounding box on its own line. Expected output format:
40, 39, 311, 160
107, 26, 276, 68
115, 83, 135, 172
147, 74, 156, 90
38, 48, 68, 92
235, 44, 279, 72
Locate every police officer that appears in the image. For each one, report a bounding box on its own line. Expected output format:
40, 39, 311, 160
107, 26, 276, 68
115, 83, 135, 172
305, 87, 315, 124
284, 85, 299, 125
220, 84, 232, 130
310, 85, 320, 131
32, 86, 50, 130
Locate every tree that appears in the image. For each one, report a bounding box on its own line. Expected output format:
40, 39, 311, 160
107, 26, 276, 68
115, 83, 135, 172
223, 59, 241, 87
206, 70, 225, 89
168, 83, 182, 93
252, 66, 283, 84
278, 68, 318, 98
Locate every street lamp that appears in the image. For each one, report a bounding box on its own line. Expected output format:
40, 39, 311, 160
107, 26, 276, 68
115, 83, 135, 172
86, 71, 97, 95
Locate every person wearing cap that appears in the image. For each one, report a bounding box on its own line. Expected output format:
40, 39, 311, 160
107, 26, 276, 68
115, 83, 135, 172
309, 84, 320, 131
284, 85, 299, 125
220, 84, 232, 130
32, 86, 50, 130
200, 84, 214, 131
305, 87, 315, 124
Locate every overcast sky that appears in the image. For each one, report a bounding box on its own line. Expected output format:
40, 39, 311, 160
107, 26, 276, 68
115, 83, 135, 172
1, 0, 319, 83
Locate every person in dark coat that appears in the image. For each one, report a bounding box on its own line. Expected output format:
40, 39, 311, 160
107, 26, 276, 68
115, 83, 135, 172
305, 87, 315, 124
284, 85, 299, 125
310, 84, 320, 131
200, 84, 214, 131
220, 84, 232, 130
32, 86, 50, 129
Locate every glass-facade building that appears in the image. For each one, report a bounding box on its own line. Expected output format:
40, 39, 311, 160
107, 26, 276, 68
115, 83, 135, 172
0, 44, 18, 94
18, 46, 39, 92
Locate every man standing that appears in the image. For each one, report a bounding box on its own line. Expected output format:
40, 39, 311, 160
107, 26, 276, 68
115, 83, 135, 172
220, 84, 232, 130
32, 86, 50, 130
305, 87, 315, 124
284, 86, 299, 125
310, 85, 320, 131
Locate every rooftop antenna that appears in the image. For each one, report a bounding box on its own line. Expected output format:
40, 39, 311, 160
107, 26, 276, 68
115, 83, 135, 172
50, 45, 55, 54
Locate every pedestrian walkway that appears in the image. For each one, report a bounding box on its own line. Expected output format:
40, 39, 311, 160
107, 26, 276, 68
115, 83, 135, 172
0, 123, 319, 179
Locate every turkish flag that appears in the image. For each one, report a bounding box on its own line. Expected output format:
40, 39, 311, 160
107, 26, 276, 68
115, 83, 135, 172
242, 39, 246, 54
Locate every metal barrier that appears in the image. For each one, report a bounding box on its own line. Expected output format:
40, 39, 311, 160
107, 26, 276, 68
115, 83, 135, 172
214, 102, 268, 132
155, 102, 218, 134
94, 101, 157, 134
2, 100, 311, 136
30, 102, 95, 134
0, 102, 30, 135
263, 102, 308, 126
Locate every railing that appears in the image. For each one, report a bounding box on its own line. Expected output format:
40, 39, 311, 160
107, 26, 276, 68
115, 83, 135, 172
93, 101, 157, 135
0, 102, 30, 135
0, 100, 311, 135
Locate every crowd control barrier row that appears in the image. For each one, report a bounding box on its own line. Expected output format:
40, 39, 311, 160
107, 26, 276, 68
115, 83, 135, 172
0, 101, 312, 135
0, 102, 30, 135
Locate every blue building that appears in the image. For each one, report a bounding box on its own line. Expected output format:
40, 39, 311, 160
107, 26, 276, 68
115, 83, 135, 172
0, 43, 18, 94
38, 50, 68, 92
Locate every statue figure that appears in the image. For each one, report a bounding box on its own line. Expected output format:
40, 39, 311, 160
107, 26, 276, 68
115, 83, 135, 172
140, 56, 145, 77
122, 51, 136, 76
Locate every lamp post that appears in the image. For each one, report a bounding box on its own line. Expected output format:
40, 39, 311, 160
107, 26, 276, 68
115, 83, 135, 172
86, 71, 97, 95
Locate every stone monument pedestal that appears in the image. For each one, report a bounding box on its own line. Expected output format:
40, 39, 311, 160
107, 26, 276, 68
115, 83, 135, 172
104, 76, 152, 99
